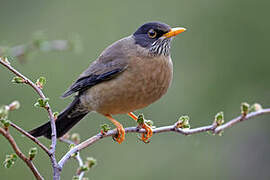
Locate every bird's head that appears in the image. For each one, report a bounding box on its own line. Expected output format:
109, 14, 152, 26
133, 21, 186, 56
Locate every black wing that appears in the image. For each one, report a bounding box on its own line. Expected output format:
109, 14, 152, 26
61, 68, 125, 98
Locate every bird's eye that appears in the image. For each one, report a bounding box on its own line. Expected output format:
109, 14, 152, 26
148, 29, 157, 38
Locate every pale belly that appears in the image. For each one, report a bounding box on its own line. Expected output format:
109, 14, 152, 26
80, 56, 173, 115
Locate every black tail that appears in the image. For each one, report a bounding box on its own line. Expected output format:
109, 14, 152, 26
29, 96, 88, 139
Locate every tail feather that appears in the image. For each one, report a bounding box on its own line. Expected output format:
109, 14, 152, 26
29, 96, 88, 139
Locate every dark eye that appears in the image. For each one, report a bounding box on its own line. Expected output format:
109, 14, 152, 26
148, 29, 157, 38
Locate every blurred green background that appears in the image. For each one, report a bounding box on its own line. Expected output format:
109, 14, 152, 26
1, 0, 270, 179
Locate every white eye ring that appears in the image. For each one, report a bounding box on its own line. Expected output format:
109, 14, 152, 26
148, 29, 157, 38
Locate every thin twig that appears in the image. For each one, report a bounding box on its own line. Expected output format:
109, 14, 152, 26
0, 127, 44, 180
0, 40, 72, 62
10, 122, 50, 156
0, 58, 60, 179
59, 108, 270, 169
59, 138, 86, 180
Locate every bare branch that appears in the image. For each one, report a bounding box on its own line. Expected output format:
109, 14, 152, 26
59, 137, 86, 180
10, 122, 50, 155
0, 127, 44, 180
0, 40, 74, 62
0, 57, 60, 179
59, 108, 270, 169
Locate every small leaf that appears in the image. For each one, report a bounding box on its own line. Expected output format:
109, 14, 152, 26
85, 157, 97, 169
100, 124, 111, 133
79, 165, 89, 172
137, 114, 144, 125
250, 103, 263, 112
0, 105, 9, 120
72, 176, 79, 180
3, 154, 17, 168
175, 115, 190, 129
71, 133, 80, 144
53, 112, 59, 118
1, 119, 10, 129
241, 102, 250, 115
145, 120, 154, 127
36, 77, 46, 89
34, 98, 49, 108
11, 76, 25, 83
28, 147, 38, 160
69, 144, 77, 157
1, 56, 11, 64
214, 112, 224, 126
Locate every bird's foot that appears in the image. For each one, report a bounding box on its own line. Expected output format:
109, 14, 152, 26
140, 123, 153, 143
112, 123, 125, 144
105, 114, 125, 144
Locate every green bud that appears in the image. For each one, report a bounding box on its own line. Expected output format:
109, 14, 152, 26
137, 114, 144, 125
69, 144, 77, 157
34, 98, 49, 108
79, 165, 89, 172
214, 112, 224, 126
241, 102, 250, 115
53, 112, 59, 119
3, 154, 17, 168
1, 119, 10, 129
72, 176, 79, 180
28, 147, 38, 160
100, 124, 111, 133
71, 133, 80, 144
69, 144, 75, 149
85, 157, 97, 169
250, 103, 263, 112
36, 77, 46, 89
1, 56, 11, 64
0, 105, 9, 120
9, 101, 20, 111
145, 120, 154, 127
175, 115, 190, 129
11, 76, 25, 83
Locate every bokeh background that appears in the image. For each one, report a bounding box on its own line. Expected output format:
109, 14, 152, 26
0, 0, 270, 179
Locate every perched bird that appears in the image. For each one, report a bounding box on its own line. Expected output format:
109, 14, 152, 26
29, 21, 186, 143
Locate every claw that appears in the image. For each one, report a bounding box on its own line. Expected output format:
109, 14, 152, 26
113, 124, 125, 144
105, 114, 125, 144
140, 123, 153, 143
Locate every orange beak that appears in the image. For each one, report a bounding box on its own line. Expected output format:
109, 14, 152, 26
163, 27, 186, 38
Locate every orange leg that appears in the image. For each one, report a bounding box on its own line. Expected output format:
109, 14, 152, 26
105, 114, 125, 144
127, 112, 153, 143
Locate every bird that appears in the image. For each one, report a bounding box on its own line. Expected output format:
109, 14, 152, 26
29, 21, 186, 144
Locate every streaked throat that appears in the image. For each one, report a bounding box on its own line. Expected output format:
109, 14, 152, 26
149, 38, 172, 56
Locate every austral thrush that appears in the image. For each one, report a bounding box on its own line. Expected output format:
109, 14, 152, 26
29, 22, 186, 143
